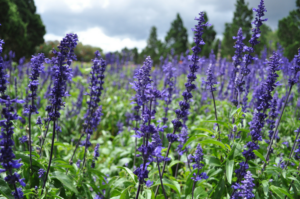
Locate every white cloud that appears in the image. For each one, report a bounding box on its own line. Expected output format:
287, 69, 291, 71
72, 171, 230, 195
44, 27, 147, 53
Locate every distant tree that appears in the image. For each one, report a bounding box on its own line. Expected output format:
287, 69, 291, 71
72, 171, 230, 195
0, 0, 45, 60
36, 41, 103, 62
165, 13, 188, 56
131, 47, 139, 64
221, 0, 253, 58
254, 24, 272, 56
140, 26, 163, 65
277, 0, 300, 60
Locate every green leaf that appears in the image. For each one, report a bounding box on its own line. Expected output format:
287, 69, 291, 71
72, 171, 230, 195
201, 120, 232, 129
230, 107, 242, 117
270, 185, 293, 199
183, 134, 209, 149
153, 178, 181, 195
15, 152, 43, 167
117, 166, 137, 183
193, 127, 214, 135
206, 156, 221, 167
0, 179, 14, 199
199, 139, 226, 150
168, 160, 184, 168
120, 185, 133, 199
291, 184, 298, 199
194, 186, 208, 199
144, 189, 154, 199
287, 176, 300, 185
261, 180, 269, 196
227, 144, 236, 160
226, 160, 234, 184
253, 150, 266, 163
212, 178, 225, 199
89, 169, 106, 181
51, 171, 79, 194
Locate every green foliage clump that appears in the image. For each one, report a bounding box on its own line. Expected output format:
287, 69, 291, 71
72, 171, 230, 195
277, 0, 300, 60
0, 0, 45, 60
36, 41, 103, 62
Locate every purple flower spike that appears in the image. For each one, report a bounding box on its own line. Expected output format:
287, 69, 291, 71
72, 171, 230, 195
236, 0, 267, 99
145, 180, 153, 187
91, 143, 100, 168
231, 171, 255, 199
38, 169, 45, 178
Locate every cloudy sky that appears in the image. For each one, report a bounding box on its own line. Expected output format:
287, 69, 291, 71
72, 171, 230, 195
35, 0, 296, 53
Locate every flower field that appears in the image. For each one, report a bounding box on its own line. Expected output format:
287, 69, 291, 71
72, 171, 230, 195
0, 0, 300, 199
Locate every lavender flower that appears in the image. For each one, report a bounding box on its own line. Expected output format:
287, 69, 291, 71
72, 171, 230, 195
91, 144, 100, 168
189, 144, 204, 170
0, 39, 7, 98
191, 172, 208, 182
155, 12, 210, 197
173, 12, 210, 135
81, 51, 106, 169
189, 144, 208, 199
24, 53, 45, 114
76, 159, 81, 168
19, 136, 28, 144
83, 51, 106, 136
176, 127, 190, 156
0, 97, 26, 199
132, 57, 167, 198
38, 169, 45, 178
36, 116, 42, 125
282, 141, 289, 147
42, 33, 78, 194
235, 0, 267, 98
295, 139, 300, 160
145, 180, 153, 187
231, 28, 245, 89
266, 94, 279, 140
288, 48, 300, 85
235, 52, 282, 179
231, 171, 255, 199
116, 121, 124, 135
162, 62, 175, 126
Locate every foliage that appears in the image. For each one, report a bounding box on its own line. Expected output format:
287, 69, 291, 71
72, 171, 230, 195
165, 13, 188, 57
221, 0, 253, 58
140, 26, 165, 65
277, 1, 300, 60
36, 41, 104, 62
0, 0, 45, 60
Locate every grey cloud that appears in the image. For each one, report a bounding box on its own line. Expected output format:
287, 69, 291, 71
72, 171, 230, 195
38, 0, 296, 44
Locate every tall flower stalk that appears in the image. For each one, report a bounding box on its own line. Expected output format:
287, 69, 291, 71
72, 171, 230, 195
41, 34, 78, 194
24, 53, 45, 172
155, 12, 210, 196
68, 51, 106, 173
231, 27, 245, 106
263, 48, 300, 171
203, 63, 220, 140
189, 144, 208, 199
81, 51, 106, 169
131, 57, 168, 199
0, 39, 7, 98
0, 38, 26, 199
235, 0, 267, 105
234, 52, 281, 191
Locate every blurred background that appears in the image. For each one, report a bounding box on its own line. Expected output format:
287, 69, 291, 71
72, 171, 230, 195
0, 0, 299, 63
